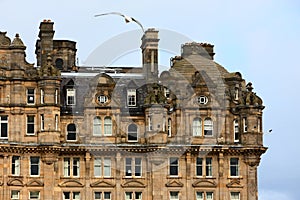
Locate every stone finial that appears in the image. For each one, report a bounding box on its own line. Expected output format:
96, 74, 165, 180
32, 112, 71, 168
10, 33, 26, 49
0, 31, 11, 48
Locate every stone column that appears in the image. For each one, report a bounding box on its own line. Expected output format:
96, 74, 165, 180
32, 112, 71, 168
42, 153, 58, 200
244, 155, 260, 200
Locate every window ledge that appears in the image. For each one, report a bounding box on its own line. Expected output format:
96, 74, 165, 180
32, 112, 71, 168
193, 176, 216, 179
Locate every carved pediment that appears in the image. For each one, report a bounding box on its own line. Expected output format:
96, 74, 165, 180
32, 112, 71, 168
90, 180, 115, 188
165, 179, 184, 187
26, 179, 44, 187
7, 178, 23, 186
192, 179, 217, 188
59, 179, 84, 187
121, 179, 146, 188
226, 179, 243, 188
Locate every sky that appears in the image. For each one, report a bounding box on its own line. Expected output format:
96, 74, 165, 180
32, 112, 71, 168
1, 0, 300, 199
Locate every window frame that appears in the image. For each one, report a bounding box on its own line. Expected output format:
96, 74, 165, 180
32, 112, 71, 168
66, 88, 76, 106
169, 157, 179, 177
230, 192, 240, 200
66, 123, 77, 141
63, 157, 80, 177
234, 119, 239, 142
40, 89, 44, 104
94, 157, 111, 178
30, 156, 40, 176
29, 191, 40, 200
12, 155, 21, 176
11, 190, 20, 200
127, 124, 138, 142
196, 191, 214, 200
0, 115, 8, 139
127, 89, 137, 107
125, 192, 142, 200
230, 158, 239, 177
169, 191, 179, 200
27, 115, 35, 135
27, 88, 35, 104
125, 157, 142, 178
94, 191, 112, 200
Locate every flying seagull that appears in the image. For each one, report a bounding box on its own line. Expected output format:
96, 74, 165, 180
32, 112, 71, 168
94, 12, 145, 33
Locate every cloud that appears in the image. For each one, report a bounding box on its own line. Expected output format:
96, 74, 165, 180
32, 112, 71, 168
259, 190, 294, 200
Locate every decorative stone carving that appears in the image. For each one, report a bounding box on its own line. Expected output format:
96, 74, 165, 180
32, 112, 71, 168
38, 54, 61, 77
0, 31, 11, 48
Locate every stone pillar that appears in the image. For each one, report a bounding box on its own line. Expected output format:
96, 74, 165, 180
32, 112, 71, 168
149, 156, 165, 200
244, 155, 260, 200
42, 153, 58, 200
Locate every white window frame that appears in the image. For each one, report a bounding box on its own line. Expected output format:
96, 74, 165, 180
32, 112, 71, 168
94, 157, 111, 177
40, 89, 44, 104
30, 157, 40, 176
27, 88, 35, 104
55, 114, 59, 131
230, 192, 240, 200
125, 192, 142, 200
196, 191, 214, 200
93, 117, 102, 136
196, 157, 203, 177
169, 157, 179, 177
0, 115, 8, 138
12, 156, 21, 176
63, 191, 80, 200
167, 118, 172, 137
234, 119, 239, 142
29, 191, 40, 200
243, 117, 247, 132
192, 118, 202, 136
27, 115, 35, 135
63, 157, 80, 177
127, 89, 136, 107
55, 89, 59, 104
169, 191, 179, 200
94, 191, 112, 200
205, 157, 213, 177
127, 124, 138, 142
230, 158, 239, 177
40, 114, 44, 131
66, 88, 76, 105
204, 118, 213, 136
11, 190, 20, 200
125, 157, 142, 177
104, 117, 112, 136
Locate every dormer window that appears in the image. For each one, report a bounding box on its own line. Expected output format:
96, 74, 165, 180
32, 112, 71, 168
127, 124, 138, 142
97, 94, 108, 104
66, 88, 76, 105
67, 123, 77, 141
127, 89, 136, 107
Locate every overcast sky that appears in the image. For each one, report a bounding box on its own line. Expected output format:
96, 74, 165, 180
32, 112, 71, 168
1, 0, 299, 199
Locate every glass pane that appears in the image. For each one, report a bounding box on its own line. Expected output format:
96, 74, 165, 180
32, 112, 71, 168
104, 192, 111, 199
206, 192, 213, 200
94, 192, 101, 199
196, 192, 204, 200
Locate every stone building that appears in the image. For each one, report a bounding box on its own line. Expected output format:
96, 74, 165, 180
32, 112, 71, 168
0, 20, 267, 200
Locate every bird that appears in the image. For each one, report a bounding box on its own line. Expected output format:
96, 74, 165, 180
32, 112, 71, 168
94, 12, 145, 33
268, 129, 272, 133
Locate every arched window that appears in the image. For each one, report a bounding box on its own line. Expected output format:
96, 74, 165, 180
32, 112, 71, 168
104, 117, 112, 136
204, 118, 213, 136
93, 117, 102, 136
55, 58, 63, 70
192, 118, 202, 136
67, 123, 76, 141
127, 124, 138, 142
234, 119, 239, 142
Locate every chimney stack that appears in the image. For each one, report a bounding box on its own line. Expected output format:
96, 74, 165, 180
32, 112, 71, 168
141, 28, 159, 84
181, 42, 215, 60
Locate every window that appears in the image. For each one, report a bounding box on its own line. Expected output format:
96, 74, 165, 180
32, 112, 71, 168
40, 89, 44, 104
55, 114, 59, 131
234, 119, 239, 142
104, 117, 112, 136
40, 114, 44, 131
94, 157, 111, 177
97, 95, 108, 104
93, 117, 102, 136
196, 192, 213, 200
67, 123, 76, 141
29, 191, 40, 199
230, 192, 240, 200
230, 158, 239, 177
164, 88, 170, 98
55, 58, 64, 70
66, 88, 76, 105
204, 118, 213, 136
196, 158, 203, 176
63, 192, 80, 200
257, 117, 262, 132
64, 157, 80, 177
30, 157, 40, 176
169, 157, 179, 176
127, 89, 136, 107
27, 88, 35, 104
128, 124, 138, 142
148, 115, 152, 131
197, 96, 208, 105
55, 89, 59, 104
167, 118, 172, 137
11, 190, 20, 200
196, 157, 212, 177
27, 116, 35, 135
125, 158, 142, 177
12, 156, 20, 176
94, 192, 111, 200
169, 191, 179, 200
243, 117, 247, 132
206, 158, 212, 177
125, 192, 142, 200
193, 118, 202, 136
0, 116, 8, 138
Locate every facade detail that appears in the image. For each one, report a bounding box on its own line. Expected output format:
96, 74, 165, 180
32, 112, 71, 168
0, 20, 267, 200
